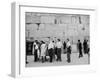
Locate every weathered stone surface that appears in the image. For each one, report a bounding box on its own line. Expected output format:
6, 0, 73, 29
40, 16, 55, 24
25, 13, 90, 43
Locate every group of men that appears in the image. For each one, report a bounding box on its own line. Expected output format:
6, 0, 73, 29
77, 39, 90, 58
26, 38, 90, 64
32, 39, 65, 63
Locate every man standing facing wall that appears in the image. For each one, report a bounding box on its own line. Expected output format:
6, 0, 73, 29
56, 39, 63, 61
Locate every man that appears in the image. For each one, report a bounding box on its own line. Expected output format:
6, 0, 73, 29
87, 40, 90, 55
26, 40, 29, 64
83, 39, 88, 54
48, 40, 54, 62
41, 41, 46, 63
33, 40, 39, 62
77, 40, 83, 58
56, 39, 62, 61
63, 41, 66, 54
52, 41, 56, 61
66, 39, 71, 63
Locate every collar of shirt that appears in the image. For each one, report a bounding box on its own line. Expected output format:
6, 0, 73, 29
48, 42, 54, 49
56, 42, 62, 48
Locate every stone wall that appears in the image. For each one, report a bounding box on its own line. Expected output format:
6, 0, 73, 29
25, 12, 90, 43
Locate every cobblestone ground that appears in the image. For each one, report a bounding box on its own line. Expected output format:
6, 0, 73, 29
26, 53, 89, 67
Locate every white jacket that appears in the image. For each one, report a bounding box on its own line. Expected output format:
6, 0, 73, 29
41, 44, 46, 56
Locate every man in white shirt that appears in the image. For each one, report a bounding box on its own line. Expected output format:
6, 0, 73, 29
33, 40, 39, 62
56, 39, 62, 61
48, 40, 54, 62
48, 41, 54, 50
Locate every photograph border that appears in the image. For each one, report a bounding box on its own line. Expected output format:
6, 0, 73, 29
11, 2, 97, 78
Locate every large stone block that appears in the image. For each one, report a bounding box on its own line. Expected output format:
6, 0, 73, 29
41, 16, 55, 24
80, 15, 90, 24
26, 15, 40, 24
60, 16, 72, 24
26, 24, 38, 31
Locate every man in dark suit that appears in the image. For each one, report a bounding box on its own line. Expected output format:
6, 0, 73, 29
63, 41, 66, 54
66, 39, 71, 63
83, 39, 88, 54
56, 39, 62, 61
26, 40, 29, 64
77, 40, 83, 58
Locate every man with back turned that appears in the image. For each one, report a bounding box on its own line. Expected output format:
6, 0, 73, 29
66, 39, 71, 63
77, 40, 83, 58
56, 39, 62, 61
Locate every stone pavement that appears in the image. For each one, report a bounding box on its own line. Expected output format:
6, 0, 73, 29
26, 53, 89, 67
